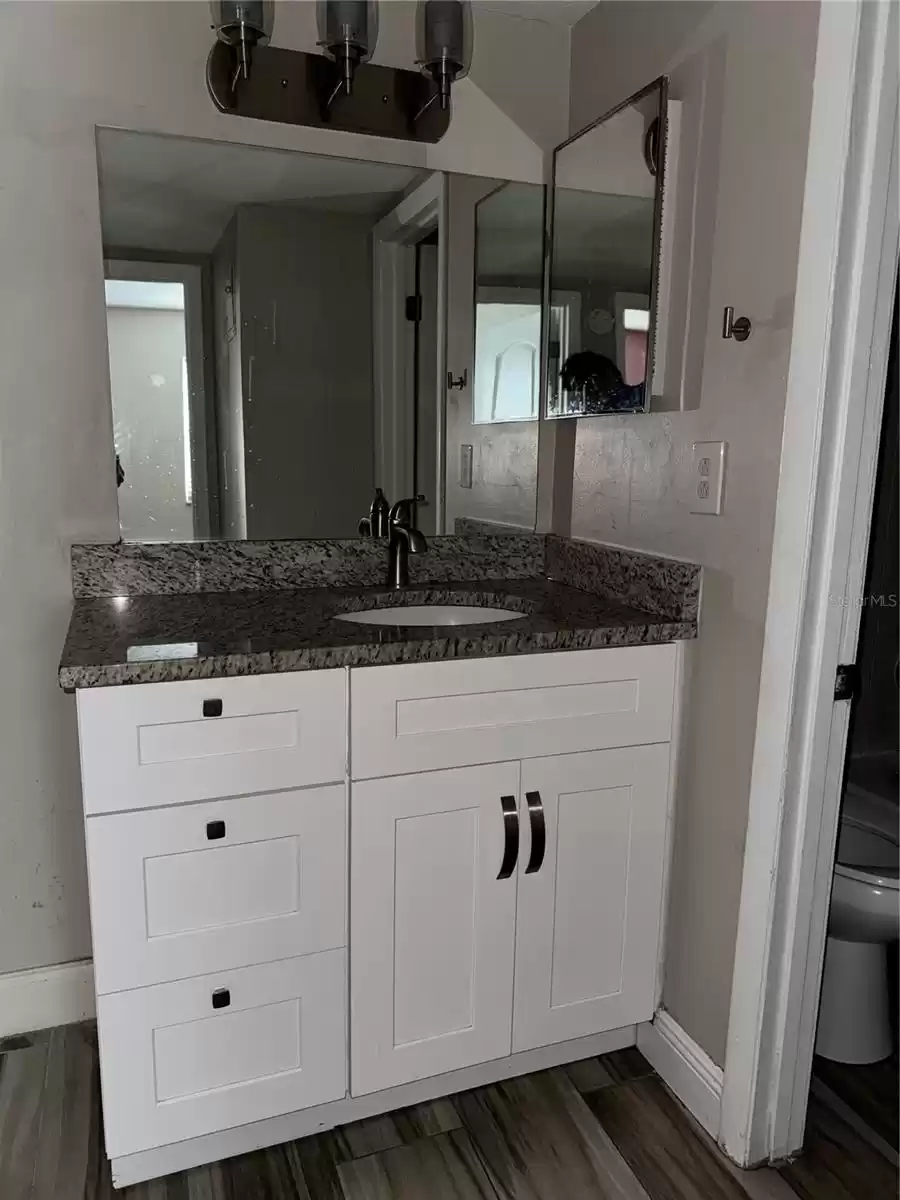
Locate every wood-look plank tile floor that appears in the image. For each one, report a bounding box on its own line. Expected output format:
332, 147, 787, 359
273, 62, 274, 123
0, 1025, 896, 1199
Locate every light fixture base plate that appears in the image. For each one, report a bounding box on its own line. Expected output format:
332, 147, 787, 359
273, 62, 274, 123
207, 41, 451, 143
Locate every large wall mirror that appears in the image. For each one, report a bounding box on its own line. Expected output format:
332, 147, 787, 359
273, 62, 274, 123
96, 129, 541, 543
544, 77, 669, 418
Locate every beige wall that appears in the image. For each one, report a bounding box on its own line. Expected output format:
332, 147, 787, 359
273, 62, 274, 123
0, 1, 570, 984
567, 0, 820, 1065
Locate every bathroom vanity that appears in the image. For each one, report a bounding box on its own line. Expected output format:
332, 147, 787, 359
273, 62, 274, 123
59, 532, 699, 1186
56, 38, 707, 1184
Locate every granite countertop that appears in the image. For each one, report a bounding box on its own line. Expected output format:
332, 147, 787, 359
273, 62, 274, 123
58, 579, 697, 689
58, 533, 701, 688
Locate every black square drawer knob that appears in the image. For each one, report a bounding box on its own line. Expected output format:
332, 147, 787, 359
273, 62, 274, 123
211, 988, 230, 1010
203, 698, 223, 718
206, 820, 226, 841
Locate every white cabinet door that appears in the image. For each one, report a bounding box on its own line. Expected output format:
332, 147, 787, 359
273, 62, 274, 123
513, 745, 670, 1052
351, 762, 519, 1096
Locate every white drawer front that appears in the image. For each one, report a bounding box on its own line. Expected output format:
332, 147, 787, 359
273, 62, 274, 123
87, 785, 346, 994
97, 951, 346, 1158
77, 671, 346, 814
350, 645, 676, 779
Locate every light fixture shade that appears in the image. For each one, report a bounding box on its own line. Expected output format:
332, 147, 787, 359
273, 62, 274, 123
317, 0, 379, 64
209, 1, 274, 46
416, 0, 473, 82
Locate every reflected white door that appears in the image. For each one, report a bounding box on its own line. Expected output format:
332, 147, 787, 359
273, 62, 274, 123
351, 762, 519, 1095
474, 303, 540, 422
513, 745, 670, 1052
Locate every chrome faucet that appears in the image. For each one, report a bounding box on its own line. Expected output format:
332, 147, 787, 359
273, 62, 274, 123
386, 495, 427, 589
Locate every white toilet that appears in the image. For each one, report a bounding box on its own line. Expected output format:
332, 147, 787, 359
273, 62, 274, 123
815, 787, 899, 1064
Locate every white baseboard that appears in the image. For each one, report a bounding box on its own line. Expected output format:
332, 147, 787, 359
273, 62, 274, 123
0, 959, 95, 1038
637, 1009, 723, 1139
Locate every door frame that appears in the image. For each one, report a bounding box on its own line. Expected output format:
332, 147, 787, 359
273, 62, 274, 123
104, 257, 215, 540
372, 173, 448, 527
719, 0, 898, 1167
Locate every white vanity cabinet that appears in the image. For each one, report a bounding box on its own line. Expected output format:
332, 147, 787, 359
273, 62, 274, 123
348, 645, 676, 1096
74, 642, 679, 1179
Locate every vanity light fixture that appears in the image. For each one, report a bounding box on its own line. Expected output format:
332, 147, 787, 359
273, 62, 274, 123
416, 0, 473, 115
317, 1, 379, 107
206, 0, 457, 143
208, 1, 274, 93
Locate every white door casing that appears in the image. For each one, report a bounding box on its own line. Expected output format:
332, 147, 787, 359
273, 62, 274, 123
720, 0, 899, 1166
372, 174, 447, 520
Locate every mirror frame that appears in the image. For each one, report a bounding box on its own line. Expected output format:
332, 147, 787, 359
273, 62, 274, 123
541, 75, 670, 419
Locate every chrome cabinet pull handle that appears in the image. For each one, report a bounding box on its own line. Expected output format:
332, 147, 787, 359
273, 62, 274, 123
525, 791, 546, 874
497, 795, 519, 880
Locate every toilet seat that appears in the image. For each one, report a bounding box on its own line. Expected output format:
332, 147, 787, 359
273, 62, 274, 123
834, 858, 899, 888
834, 791, 898, 888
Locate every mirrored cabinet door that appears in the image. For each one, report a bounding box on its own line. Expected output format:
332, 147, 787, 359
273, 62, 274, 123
472, 183, 544, 426
443, 177, 544, 535
544, 77, 669, 419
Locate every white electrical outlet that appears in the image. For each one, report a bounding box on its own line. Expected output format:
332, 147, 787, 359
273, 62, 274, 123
690, 441, 726, 514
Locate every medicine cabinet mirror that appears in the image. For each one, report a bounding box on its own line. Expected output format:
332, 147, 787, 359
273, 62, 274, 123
544, 77, 670, 418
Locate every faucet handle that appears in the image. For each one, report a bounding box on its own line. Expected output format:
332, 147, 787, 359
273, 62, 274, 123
389, 495, 426, 526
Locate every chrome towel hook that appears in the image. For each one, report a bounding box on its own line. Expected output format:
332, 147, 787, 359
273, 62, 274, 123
723, 306, 752, 342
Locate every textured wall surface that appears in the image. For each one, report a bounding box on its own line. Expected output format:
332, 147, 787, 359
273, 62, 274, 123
568, 0, 820, 1063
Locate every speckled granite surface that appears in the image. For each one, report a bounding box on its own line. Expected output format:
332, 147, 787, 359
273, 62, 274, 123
454, 517, 535, 537
71, 534, 544, 597
546, 534, 701, 622
59, 581, 697, 689
60, 534, 701, 688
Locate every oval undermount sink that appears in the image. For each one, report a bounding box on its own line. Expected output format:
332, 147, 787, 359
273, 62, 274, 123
334, 604, 527, 627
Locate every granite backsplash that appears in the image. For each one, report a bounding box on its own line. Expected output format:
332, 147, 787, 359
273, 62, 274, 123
70, 533, 701, 625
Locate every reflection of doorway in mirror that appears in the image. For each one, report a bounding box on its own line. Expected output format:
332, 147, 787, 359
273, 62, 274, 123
413, 233, 440, 536
475, 289, 581, 423
474, 300, 540, 423
614, 291, 650, 386
105, 274, 199, 542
